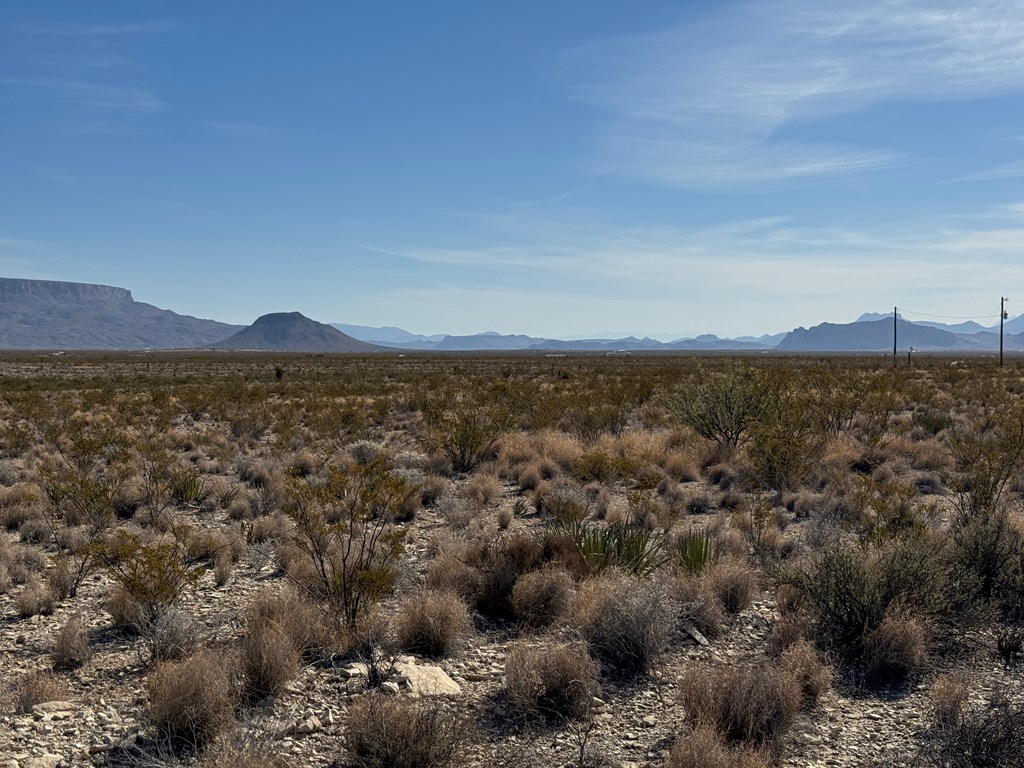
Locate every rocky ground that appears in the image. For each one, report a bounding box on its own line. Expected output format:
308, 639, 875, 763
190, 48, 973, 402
1, 479, 1021, 768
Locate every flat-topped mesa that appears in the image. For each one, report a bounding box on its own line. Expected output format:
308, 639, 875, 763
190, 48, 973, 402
0, 278, 133, 305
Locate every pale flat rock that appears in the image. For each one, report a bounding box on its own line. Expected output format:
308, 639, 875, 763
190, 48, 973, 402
21, 755, 63, 768
31, 702, 76, 717
393, 660, 461, 697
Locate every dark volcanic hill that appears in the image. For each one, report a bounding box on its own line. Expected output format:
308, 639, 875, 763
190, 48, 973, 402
212, 312, 380, 352
0, 277, 242, 349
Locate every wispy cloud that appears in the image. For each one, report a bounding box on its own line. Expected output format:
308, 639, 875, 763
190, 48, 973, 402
566, 0, 1024, 186
370, 203, 1024, 335
17, 21, 179, 37
35, 167, 81, 187
204, 121, 278, 140
957, 160, 1024, 181
1, 18, 175, 123
8, 77, 165, 115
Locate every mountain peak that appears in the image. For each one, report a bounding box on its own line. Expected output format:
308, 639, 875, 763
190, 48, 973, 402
213, 311, 379, 352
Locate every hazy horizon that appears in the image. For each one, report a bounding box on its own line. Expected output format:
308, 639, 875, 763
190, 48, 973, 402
2, 2, 1022, 338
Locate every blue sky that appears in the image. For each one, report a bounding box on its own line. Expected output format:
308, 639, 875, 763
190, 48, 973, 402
2, 1, 1023, 339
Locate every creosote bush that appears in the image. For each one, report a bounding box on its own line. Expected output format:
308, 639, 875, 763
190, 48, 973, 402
505, 641, 601, 721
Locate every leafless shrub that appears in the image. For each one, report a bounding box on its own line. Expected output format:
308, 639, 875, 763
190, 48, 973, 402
344, 695, 473, 768
52, 615, 92, 670
213, 550, 234, 587
916, 694, 1024, 768
505, 641, 601, 721
394, 589, 472, 658
571, 572, 674, 674
148, 650, 234, 748
511, 568, 575, 629
678, 663, 801, 751
146, 608, 204, 662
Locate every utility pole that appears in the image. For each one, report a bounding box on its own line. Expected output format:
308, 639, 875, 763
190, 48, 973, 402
1001, 297, 1008, 368
893, 306, 898, 367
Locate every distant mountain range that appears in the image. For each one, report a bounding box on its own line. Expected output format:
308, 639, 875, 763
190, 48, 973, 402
1, 277, 1021, 353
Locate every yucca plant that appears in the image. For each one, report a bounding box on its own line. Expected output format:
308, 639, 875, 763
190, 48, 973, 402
171, 469, 207, 507
676, 528, 722, 573
561, 521, 669, 577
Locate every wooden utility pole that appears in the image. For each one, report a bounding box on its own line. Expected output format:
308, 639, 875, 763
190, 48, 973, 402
893, 306, 898, 367
1001, 297, 1008, 368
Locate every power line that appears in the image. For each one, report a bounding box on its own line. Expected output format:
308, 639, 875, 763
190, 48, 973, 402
899, 307, 1001, 321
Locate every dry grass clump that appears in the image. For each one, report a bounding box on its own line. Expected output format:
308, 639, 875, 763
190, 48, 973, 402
460, 472, 503, 507
671, 574, 725, 639
344, 695, 473, 768
929, 672, 970, 731
106, 585, 149, 634
148, 650, 234, 748
241, 621, 300, 700
10, 669, 67, 714
245, 587, 327, 659
678, 663, 801, 751
505, 641, 601, 721
707, 560, 758, 615
667, 724, 772, 768
249, 513, 291, 542
394, 589, 472, 658
863, 610, 928, 686
16, 577, 55, 617
663, 451, 700, 483
146, 608, 204, 662
511, 567, 575, 628
778, 640, 832, 706
571, 571, 674, 674
52, 615, 92, 670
